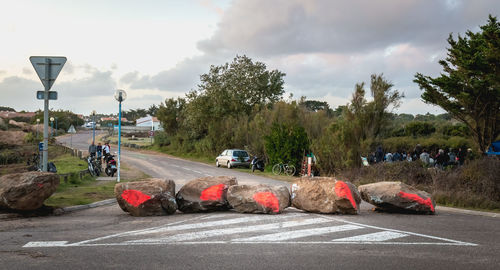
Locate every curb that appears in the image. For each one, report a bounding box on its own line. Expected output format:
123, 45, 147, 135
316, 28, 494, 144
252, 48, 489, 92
436, 205, 499, 218
54, 198, 116, 215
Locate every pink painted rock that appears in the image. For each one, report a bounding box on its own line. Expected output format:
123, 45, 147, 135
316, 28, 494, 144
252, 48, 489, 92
176, 176, 237, 213
291, 177, 360, 214
114, 178, 177, 216
358, 181, 435, 214
227, 184, 290, 214
0, 172, 59, 211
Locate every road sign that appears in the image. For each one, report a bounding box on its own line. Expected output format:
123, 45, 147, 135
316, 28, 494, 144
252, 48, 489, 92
38, 142, 44, 151
30, 56, 67, 90
149, 130, 154, 137
67, 125, 76, 134
36, 91, 58, 100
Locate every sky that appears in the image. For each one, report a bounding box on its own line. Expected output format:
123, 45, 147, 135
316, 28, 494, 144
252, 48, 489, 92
0, 0, 499, 116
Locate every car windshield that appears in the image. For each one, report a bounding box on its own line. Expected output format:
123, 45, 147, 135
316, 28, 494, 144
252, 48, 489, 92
233, 150, 248, 157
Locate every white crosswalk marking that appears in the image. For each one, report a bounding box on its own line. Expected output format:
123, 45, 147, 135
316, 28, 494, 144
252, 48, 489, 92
128, 213, 306, 236
129, 217, 333, 243
22, 213, 478, 248
233, 224, 363, 242
331, 231, 408, 242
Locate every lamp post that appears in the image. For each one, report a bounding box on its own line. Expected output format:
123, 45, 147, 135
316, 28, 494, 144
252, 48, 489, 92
114, 89, 127, 182
91, 110, 96, 144
55, 117, 58, 136
36, 119, 40, 139
50, 117, 54, 139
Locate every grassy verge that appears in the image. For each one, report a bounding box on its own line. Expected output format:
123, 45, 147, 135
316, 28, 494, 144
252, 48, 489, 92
52, 154, 87, 174
45, 162, 150, 208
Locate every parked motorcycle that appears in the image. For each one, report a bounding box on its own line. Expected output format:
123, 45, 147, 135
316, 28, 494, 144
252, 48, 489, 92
251, 156, 265, 172
105, 154, 117, 177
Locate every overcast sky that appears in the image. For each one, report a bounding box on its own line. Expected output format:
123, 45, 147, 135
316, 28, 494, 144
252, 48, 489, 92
0, 0, 498, 116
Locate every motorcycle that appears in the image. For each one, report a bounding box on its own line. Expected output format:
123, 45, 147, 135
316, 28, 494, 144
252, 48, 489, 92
251, 156, 265, 172
105, 154, 117, 177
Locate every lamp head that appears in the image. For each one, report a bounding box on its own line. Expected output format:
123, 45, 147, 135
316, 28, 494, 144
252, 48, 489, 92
114, 89, 127, 102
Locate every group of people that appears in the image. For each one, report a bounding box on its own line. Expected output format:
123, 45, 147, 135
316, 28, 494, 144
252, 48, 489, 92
88, 141, 111, 165
368, 144, 471, 169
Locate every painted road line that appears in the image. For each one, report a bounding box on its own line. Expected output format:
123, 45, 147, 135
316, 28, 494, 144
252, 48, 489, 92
67, 213, 306, 246
317, 215, 478, 246
67, 215, 208, 246
129, 217, 333, 243
128, 213, 307, 236
232, 224, 363, 242
331, 231, 408, 242
23, 241, 68, 247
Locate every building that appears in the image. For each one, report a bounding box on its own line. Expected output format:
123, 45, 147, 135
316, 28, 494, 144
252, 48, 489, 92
136, 115, 161, 130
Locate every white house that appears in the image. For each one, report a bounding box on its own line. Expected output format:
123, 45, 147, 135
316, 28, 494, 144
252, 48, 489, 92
136, 115, 161, 130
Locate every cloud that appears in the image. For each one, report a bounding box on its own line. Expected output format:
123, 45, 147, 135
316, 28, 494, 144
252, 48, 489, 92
198, 0, 498, 56
0, 76, 43, 111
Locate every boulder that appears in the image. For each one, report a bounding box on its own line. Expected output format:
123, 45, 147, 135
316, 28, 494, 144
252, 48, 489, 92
115, 178, 177, 216
176, 176, 237, 213
0, 172, 59, 211
227, 184, 290, 214
358, 181, 435, 214
291, 177, 360, 214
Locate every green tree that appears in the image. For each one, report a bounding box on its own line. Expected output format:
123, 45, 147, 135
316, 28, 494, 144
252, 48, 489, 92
264, 122, 309, 170
404, 121, 436, 137
157, 98, 185, 136
414, 15, 500, 153
32, 109, 84, 131
0, 106, 16, 112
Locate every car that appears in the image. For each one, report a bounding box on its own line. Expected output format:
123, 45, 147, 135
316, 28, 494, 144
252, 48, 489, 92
216, 149, 251, 169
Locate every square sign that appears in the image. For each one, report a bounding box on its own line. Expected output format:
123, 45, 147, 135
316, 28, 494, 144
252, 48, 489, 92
30, 56, 67, 90
36, 91, 58, 100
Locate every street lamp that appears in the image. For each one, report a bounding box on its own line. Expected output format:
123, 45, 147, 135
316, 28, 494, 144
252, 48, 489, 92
50, 117, 54, 138
114, 89, 127, 182
36, 119, 40, 139
55, 117, 58, 136
91, 110, 96, 144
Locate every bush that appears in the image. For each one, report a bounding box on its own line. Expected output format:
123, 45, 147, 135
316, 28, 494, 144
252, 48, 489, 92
153, 131, 170, 147
265, 122, 309, 171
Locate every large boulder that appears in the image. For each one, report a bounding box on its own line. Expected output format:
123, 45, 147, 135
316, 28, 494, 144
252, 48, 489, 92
8, 120, 32, 132
0, 172, 59, 211
176, 176, 237, 213
291, 177, 360, 214
358, 181, 435, 214
227, 184, 290, 214
115, 178, 177, 216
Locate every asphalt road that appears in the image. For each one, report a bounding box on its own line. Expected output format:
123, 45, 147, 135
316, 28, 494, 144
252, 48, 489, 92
1, 130, 499, 270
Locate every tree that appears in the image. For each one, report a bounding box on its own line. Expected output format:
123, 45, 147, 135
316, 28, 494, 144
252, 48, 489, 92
157, 98, 185, 136
264, 122, 309, 170
414, 15, 500, 153
0, 106, 15, 112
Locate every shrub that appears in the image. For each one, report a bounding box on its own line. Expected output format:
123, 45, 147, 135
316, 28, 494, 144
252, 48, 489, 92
153, 131, 170, 147
265, 122, 309, 170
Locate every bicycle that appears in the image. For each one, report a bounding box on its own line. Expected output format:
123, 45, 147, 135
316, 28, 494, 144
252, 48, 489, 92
87, 156, 101, 177
272, 162, 296, 176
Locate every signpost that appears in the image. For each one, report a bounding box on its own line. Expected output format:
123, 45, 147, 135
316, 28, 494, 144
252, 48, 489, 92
30, 56, 66, 172
67, 124, 76, 148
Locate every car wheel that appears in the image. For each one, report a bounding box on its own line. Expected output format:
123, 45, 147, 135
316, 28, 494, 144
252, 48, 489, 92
216, 160, 220, 167
227, 161, 231, 169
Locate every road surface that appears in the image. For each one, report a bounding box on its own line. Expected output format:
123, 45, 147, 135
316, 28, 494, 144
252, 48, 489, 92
0, 130, 498, 269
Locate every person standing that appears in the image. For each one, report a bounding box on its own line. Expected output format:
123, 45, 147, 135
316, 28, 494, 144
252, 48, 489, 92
420, 149, 430, 166
88, 142, 97, 158
102, 142, 111, 162
96, 143, 103, 164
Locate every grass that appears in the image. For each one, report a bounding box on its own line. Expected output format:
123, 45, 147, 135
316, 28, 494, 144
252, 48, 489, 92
108, 135, 154, 147
52, 154, 87, 174
45, 162, 150, 208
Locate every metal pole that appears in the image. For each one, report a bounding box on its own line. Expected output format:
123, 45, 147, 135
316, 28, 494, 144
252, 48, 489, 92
51, 121, 53, 139
55, 117, 58, 136
42, 58, 50, 172
92, 113, 96, 144
117, 101, 122, 182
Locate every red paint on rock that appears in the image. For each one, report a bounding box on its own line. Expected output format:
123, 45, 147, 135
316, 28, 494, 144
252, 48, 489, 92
334, 181, 357, 210
200, 184, 225, 201
253, 192, 280, 213
122, 190, 151, 207
37, 183, 44, 188
398, 191, 435, 212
